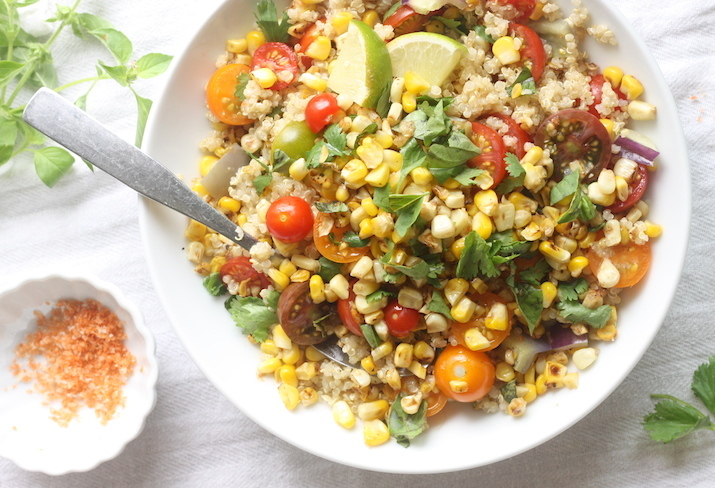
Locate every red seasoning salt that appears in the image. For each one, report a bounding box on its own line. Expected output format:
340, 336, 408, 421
10, 299, 136, 427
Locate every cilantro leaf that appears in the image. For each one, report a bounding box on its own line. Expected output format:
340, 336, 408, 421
496, 153, 525, 193
253, 159, 272, 194
474, 25, 496, 44
234, 71, 251, 101
203, 272, 227, 296
323, 124, 350, 158
318, 257, 342, 282
360, 324, 381, 349
387, 393, 428, 448
343, 231, 370, 247
224, 294, 278, 342
392, 193, 428, 238
556, 300, 612, 329
550, 170, 579, 205
506, 68, 537, 97
433, 15, 469, 35
643, 395, 714, 443
305, 141, 326, 169
692, 357, 715, 416
456, 231, 500, 280
254, 0, 291, 43
315, 201, 349, 213
427, 290, 453, 320
488, 231, 532, 258
517, 258, 551, 287
557, 278, 589, 302
366, 289, 397, 303
510, 281, 543, 334
501, 380, 518, 403
452, 166, 486, 186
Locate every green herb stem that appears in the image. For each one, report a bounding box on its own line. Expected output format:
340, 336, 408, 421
54, 75, 109, 93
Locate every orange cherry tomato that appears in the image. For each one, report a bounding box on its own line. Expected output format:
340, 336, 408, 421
313, 213, 370, 263
206, 64, 254, 126
451, 293, 512, 351
434, 345, 495, 403
426, 391, 448, 417
266, 196, 314, 243
587, 241, 652, 288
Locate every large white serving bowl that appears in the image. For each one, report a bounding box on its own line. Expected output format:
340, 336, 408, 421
140, 0, 690, 473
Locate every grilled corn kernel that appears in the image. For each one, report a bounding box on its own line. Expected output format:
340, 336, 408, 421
290, 269, 310, 282
365, 163, 390, 187
268, 268, 291, 291
330, 11, 353, 35
543, 361, 568, 388
333, 401, 356, 429
361, 9, 379, 27
404, 71, 430, 95
299, 72, 327, 92
304, 35, 331, 61
394, 343, 414, 368
300, 387, 319, 406
199, 155, 219, 176
644, 220, 662, 238
603, 66, 624, 88
620, 74, 644, 100
278, 383, 300, 410
485, 302, 509, 331
425, 19, 445, 34
383, 149, 403, 171
540, 281, 557, 308
209, 256, 226, 273
329, 273, 350, 300
278, 259, 297, 278
408, 361, 427, 379
451, 296, 477, 323
309, 274, 326, 303
492, 36, 521, 65
342, 159, 369, 184
372, 341, 394, 361
278, 364, 298, 388
251, 67, 277, 89
535, 374, 548, 395
627, 100, 657, 121
450, 379, 469, 394
522, 383, 537, 403
600, 118, 615, 138
472, 211, 494, 240
361, 355, 377, 375
218, 196, 241, 213
305, 346, 326, 362
444, 278, 470, 306
289, 158, 309, 181
186, 241, 204, 264
257, 357, 282, 375
567, 256, 589, 277
539, 240, 571, 264
413, 341, 434, 362
358, 400, 389, 421
410, 167, 433, 186
474, 189, 498, 216
401, 91, 417, 113
465, 327, 490, 351
363, 419, 390, 446
185, 220, 207, 241
385, 369, 402, 393
450, 237, 466, 259
596, 323, 617, 341
246, 30, 266, 54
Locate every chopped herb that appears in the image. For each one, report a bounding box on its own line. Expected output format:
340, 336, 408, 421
427, 290, 453, 320
488, 231, 532, 258
387, 393, 428, 448
496, 153, 525, 193
517, 259, 551, 287
501, 380, 518, 403
510, 281, 543, 334
323, 124, 350, 158
456, 231, 500, 280
305, 141, 326, 169
506, 68, 537, 97
399, 138, 427, 186
556, 300, 612, 329
550, 170, 579, 205
384, 1, 401, 19
203, 272, 227, 296
403, 98, 452, 145
474, 25, 496, 44
390, 192, 428, 238
315, 201, 349, 213
254, 0, 291, 43
343, 231, 370, 248
373, 183, 392, 212
360, 324, 381, 349
224, 294, 279, 342
558, 183, 597, 224
557, 278, 589, 301
366, 289, 397, 303
318, 257, 342, 282
425, 130, 480, 169
433, 16, 469, 35
253, 159, 273, 194
452, 166, 486, 186
272, 149, 293, 173
590, 221, 607, 232
234, 71, 251, 101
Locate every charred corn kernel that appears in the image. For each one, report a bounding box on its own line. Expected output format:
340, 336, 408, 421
568, 256, 589, 277
282, 343, 302, 365
627, 100, 657, 120
544, 361, 568, 388
300, 387, 319, 406
309, 274, 326, 303
278, 260, 297, 278
492, 36, 520, 65
278, 364, 298, 388
305, 35, 332, 60
603, 66, 624, 88
363, 419, 390, 446
387, 102, 403, 125
572, 347, 598, 370
225, 38, 247, 54
218, 196, 241, 213
209, 256, 226, 273
199, 155, 219, 176
474, 189, 498, 216
539, 241, 571, 264
535, 374, 548, 395
306, 346, 326, 362
330, 11, 353, 35
413, 341, 434, 362
361, 9, 379, 27
401, 91, 417, 113
246, 30, 266, 54
465, 327, 490, 351
365, 163, 390, 187
450, 379, 469, 394
361, 355, 377, 375
450, 237, 466, 259
425, 19, 445, 34
267, 268, 290, 291
600, 118, 615, 138
335, 185, 350, 202
644, 220, 662, 238
445, 278, 470, 306
522, 383, 537, 403
404, 71, 430, 95
251, 68, 277, 89
289, 158, 309, 181
485, 302, 508, 331
342, 159, 369, 184
191, 182, 208, 197
299, 72, 327, 91
333, 401, 356, 428
596, 323, 617, 341
394, 343, 414, 368
258, 357, 282, 374
358, 400, 389, 421
186, 241, 204, 264
620, 74, 644, 100
375, 131, 393, 149
278, 383, 300, 410
185, 220, 207, 241
451, 296, 477, 323
472, 211, 493, 239
371, 341, 394, 361
540, 281, 557, 307
383, 149, 403, 171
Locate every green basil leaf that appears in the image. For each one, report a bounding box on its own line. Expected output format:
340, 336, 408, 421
511, 282, 543, 334
135, 52, 173, 78
318, 257, 342, 282
99, 61, 129, 86
392, 193, 428, 237
343, 231, 370, 248
253, 173, 272, 194
501, 380, 518, 403
388, 393, 428, 448
0, 117, 19, 166
33, 146, 75, 187
427, 290, 453, 320
0, 60, 23, 84
373, 183, 392, 212
132, 90, 152, 147
506, 67, 537, 97
550, 170, 579, 205
315, 201, 349, 213
89, 27, 133, 64
76, 12, 112, 34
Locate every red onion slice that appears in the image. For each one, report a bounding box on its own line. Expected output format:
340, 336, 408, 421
615, 135, 660, 167
549, 326, 589, 351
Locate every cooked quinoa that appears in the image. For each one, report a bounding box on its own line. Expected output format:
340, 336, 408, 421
187, 0, 662, 447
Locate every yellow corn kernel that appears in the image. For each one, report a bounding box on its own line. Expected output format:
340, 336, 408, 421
603, 66, 624, 88
309, 274, 326, 303
199, 155, 219, 176
408, 360, 426, 379
410, 167, 433, 186
444, 278, 470, 306
364, 163, 390, 187
579, 231, 597, 249
341, 159, 369, 184
383, 150, 403, 172
496, 362, 516, 382
394, 343, 414, 368
361, 355, 377, 375
278, 383, 300, 410
213, 145, 229, 158
330, 11, 353, 35
335, 185, 350, 202
492, 36, 520, 65
358, 218, 374, 239
246, 30, 266, 54
290, 269, 310, 283
278, 364, 298, 388
225, 38, 247, 54
306, 346, 326, 362
295, 361, 317, 381
191, 182, 208, 197
568, 256, 589, 277
510, 83, 523, 99
361, 9, 379, 27
404, 71, 430, 95
401, 91, 417, 113
522, 383, 537, 403
289, 158, 309, 181
450, 237, 466, 259
442, 5, 461, 18
539, 240, 571, 264
375, 131, 394, 149
600, 118, 615, 139
470, 277, 489, 294
305, 35, 332, 61
279, 259, 297, 278
450, 379, 469, 394
535, 373, 548, 395
185, 220, 207, 241
251, 67, 277, 89
524, 365, 536, 385
358, 400, 389, 421
363, 419, 390, 446
360, 197, 378, 217
620, 74, 644, 100
300, 387, 319, 406
257, 357, 282, 375
218, 196, 241, 213
442, 178, 460, 190
413, 341, 434, 362
260, 339, 279, 356
474, 189, 498, 216
267, 268, 290, 291
644, 221, 662, 238
543, 361, 567, 388
472, 211, 493, 240
540, 281, 557, 308
529, 1, 544, 20
520, 146, 543, 166
464, 327, 490, 351
485, 302, 509, 331
597, 323, 617, 341
299, 72, 327, 92
424, 19, 445, 34
209, 256, 226, 273
333, 400, 356, 429
451, 296, 477, 323
282, 343, 302, 365
371, 341, 394, 361
237, 214, 248, 226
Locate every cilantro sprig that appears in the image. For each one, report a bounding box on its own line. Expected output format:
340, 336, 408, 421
254, 0, 291, 43
224, 290, 281, 342
643, 356, 715, 443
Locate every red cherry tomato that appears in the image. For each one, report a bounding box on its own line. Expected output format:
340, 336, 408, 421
219, 256, 270, 289
383, 6, 431, 36
305, 93, 340, 133
587, 74, 627, 118
297, 20, 323, 69
266, 196, 314, 243
337, 283, 364, 336
495, 0, 536, 23
313, 213, 369, 263
206, 64, 254, 126
509, 23, 546, 81
434, 345, 496, 403
607, 163, 649, 213
587, 241, 652, 288
384, 300, 420, 338
480, 113, 532, 158
468, 121, 507, 188
250, 42, 299, 91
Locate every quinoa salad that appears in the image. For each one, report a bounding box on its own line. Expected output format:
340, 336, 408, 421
185, 0, 662, 447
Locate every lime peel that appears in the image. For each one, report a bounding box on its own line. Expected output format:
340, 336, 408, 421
387, 32, 467, 87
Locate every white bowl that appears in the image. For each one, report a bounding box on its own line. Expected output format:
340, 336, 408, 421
140, 0, 690, 473
0, 273, 158, 475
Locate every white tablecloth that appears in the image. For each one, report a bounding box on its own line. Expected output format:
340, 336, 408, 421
1, 0, 713, 486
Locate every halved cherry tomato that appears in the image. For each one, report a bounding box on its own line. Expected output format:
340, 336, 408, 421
250, 42, 299, 91
337, 282, 364, 336
587, 241, 652, 288
426, 391, 448, 417
468, 121, 507, 188
220, 256, 270, 289
305, 93, 340, 133
297, 20, 323, 69
313, 213, 370, 263
509, 23, 546, 81
206, 64, 254, 126
496, 0, 536, 23
451, 293, 512, 351
277, 282, 334, 345
384, 299, 420, 338
266, 196, 314, 243
480, 113, 532, 158
534, 109, 612, 182
434, 345, 495, 403
383, 6, 431, 36
587, 74, 627, 118
607, 163, 649, 213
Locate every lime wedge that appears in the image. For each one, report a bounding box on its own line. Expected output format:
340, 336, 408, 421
386, 32, 467, 87
327, 20, 392, 111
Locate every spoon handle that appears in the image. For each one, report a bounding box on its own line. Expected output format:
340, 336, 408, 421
22, 87, 259, 252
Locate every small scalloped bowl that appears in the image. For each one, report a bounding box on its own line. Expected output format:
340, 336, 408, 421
0, 274, 158, 475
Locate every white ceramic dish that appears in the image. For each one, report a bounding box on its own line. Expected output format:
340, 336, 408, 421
140, 0, 690, 473
0, 273, 158, 475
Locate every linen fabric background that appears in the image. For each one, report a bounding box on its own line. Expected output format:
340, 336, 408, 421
1, 0, 713, 486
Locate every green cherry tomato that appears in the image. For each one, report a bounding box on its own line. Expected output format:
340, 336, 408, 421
272, 121, 316, 162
